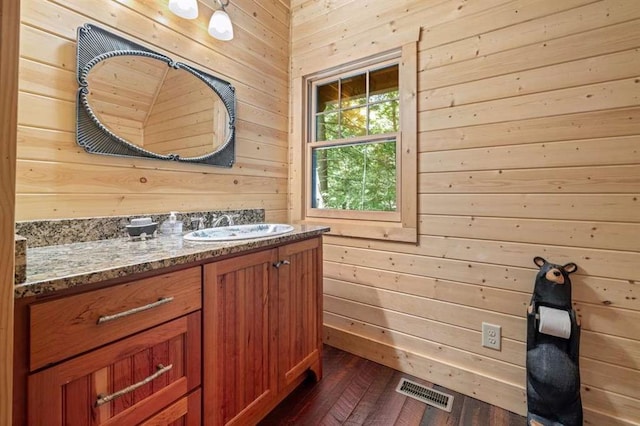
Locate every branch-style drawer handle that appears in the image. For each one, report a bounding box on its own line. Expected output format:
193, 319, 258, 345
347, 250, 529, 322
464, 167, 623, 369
96, 297, 174, 324
95, 363, 173, 407
273, 260, 291, 269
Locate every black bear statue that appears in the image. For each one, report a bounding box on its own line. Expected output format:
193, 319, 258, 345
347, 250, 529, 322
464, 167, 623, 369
526, 256, 582, 426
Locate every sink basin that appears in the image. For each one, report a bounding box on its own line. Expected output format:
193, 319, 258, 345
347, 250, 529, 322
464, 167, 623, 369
183, 223, 295, 242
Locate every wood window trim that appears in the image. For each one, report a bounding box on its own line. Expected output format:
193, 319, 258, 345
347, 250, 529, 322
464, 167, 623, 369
298, 42, 417, 243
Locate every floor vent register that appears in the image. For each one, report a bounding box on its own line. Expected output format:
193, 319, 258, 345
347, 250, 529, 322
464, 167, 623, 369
395, 378, 454, 412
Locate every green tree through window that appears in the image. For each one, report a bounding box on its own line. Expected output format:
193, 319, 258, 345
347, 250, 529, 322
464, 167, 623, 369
311, 64, 399, 212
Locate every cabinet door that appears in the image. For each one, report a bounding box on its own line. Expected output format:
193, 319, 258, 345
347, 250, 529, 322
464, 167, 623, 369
28, 313, 201, 426
277, 237, 323, 390
203, 249, 278, 426
140, 389, 200, 426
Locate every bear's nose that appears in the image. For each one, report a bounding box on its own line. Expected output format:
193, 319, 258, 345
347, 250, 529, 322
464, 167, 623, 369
553, 271, 561, 277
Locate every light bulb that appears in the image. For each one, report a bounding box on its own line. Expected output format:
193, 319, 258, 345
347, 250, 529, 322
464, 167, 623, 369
208, 10, 234, 41
169, 0, 198, 19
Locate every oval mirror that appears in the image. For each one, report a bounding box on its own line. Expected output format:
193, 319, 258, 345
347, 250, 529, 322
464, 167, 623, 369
76, 24, 236, 167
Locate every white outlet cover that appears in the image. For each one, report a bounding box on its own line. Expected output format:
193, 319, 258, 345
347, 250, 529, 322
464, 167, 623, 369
482, 322, 501, 350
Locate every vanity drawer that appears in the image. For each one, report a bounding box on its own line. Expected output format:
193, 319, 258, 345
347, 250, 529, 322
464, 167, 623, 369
29, 267, 201, 371
28, 313, 201, 426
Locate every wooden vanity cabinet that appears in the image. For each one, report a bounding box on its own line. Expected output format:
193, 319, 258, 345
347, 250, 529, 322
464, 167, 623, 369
276, 237, 323, 391
28, 313, 201, 426
16, 235, 324, 426
203, 236, 323, 426
20, 267, 202, 426
203, 249, 279, 425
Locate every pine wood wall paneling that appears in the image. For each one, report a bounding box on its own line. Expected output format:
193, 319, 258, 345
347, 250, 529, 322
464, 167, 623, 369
324, 261, 531, 317
420, 136, 640, 171
16, 161, 287, 196
324, 290, 527, 366
16, 127, 288, 180
421, 18, 640, 89
295, 0, 594, 57
419, 194, 640, 222
290, 0, 358, 28
49, 0, 290, 83
17, 0, 290, 221
419, 215, 640, 253
324, 278, 526, 341
19, 59, 76, 102
290, 1, 640, 422
292, 0, 441, 54
324, 239, 639, 314
420, 0, 602, 50
323, 308, 526, 386
420, 165, 640, 194
324, 270, 640, 354
420, 0, 635, 69
420, 107, 640, 152
17, 192, 287, 221
0, 0, 19, 422
422, 48, 640, 111
580, 358, 640, 402
420, 77, 640, 131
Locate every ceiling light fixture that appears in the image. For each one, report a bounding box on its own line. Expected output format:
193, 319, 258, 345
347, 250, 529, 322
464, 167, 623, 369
208, 0, 234, 41
168, 0, 199, 19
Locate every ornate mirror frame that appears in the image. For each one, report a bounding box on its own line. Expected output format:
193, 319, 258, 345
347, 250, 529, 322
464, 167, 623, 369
76, 24, 236, 167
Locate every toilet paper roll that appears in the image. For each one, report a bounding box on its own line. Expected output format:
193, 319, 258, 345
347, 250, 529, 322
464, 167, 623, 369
538, 306, 572, 339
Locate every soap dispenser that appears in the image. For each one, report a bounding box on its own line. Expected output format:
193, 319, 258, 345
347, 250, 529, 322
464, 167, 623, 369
161, 211, 183, 235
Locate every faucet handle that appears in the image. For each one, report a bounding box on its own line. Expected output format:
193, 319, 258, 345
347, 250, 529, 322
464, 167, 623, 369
190, 216, 205, 230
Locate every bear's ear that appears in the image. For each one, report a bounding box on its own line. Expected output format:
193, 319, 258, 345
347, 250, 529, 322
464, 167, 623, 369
563, 262, 578, 274
533, 256, 546, 268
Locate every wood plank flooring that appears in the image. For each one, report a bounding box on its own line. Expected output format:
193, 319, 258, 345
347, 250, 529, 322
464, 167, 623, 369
260, 345, 526, 426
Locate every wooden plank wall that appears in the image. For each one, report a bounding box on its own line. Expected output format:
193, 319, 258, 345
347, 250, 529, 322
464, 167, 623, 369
290, 0, 640, 423
16, 0, 290, 222
0, 0, 20, 422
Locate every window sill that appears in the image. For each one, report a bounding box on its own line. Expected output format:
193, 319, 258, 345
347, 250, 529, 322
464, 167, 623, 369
298, 218, 417, 243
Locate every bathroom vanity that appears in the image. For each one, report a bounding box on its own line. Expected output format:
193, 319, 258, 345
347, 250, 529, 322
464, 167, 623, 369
12, 224, 327, 425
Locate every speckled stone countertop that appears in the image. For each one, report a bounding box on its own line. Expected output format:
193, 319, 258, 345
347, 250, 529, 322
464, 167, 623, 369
15, 224, 329, 299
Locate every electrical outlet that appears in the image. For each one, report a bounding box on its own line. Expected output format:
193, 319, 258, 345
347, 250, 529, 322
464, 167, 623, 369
482, 322, 501, 350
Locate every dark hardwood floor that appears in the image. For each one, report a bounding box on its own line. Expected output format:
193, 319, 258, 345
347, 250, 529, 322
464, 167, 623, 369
260, 345, 526, 426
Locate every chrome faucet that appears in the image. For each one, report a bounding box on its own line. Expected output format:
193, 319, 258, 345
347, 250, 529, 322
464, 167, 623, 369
190, 216, 205, 230
211, 214, 235, 227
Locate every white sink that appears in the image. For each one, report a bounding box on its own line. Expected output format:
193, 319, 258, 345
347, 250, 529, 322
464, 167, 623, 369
183, 223, 295, 242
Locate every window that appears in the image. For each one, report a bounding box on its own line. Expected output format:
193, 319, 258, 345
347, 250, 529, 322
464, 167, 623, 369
312, 63, 399, 214
301, 46, 417, 242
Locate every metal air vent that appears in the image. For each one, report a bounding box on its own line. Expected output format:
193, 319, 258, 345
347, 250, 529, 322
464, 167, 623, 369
396, 378, 454, 412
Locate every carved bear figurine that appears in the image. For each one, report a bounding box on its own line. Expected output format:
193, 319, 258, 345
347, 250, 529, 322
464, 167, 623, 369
527, 256, 582, 426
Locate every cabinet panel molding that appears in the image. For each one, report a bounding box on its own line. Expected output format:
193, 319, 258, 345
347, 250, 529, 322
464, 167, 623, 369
30, 267, 201, 371
28, 313, 201, 426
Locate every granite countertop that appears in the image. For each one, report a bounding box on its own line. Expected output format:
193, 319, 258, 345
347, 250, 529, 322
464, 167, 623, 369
15, 224, 329, 298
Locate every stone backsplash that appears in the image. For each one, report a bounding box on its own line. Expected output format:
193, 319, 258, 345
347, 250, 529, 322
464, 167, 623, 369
15, 209, 265, 248
15, 234, 27, 284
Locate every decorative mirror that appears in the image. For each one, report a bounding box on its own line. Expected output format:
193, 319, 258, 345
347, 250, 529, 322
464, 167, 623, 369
76, 24, 236, 167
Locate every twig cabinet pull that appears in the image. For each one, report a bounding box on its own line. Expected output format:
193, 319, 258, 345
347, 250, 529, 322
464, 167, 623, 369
95, 363, 173, 407
96, 297, 174, 324
272, 260, 291, 269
